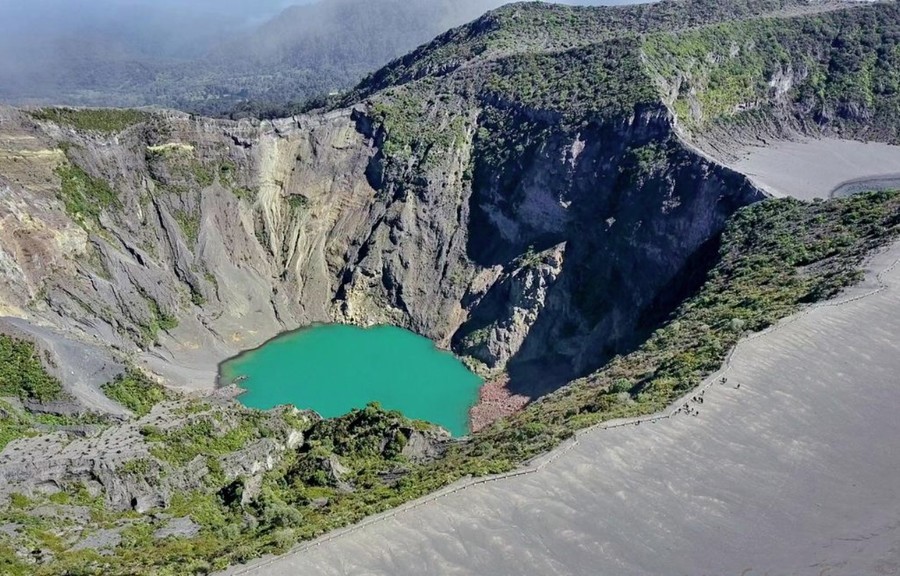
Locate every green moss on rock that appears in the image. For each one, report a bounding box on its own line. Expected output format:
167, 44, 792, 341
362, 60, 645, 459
56, 163, 119, 230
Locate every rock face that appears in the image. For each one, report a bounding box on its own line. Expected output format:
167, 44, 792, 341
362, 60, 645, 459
451, 108, 762, 394
456, 243, 566, 371
0, 107, 387, 397
0, 400, 308, 511
0, 97, 762, 408
400, 426, 451, 462
72, 528, 122, 553
153, 517, 201, 540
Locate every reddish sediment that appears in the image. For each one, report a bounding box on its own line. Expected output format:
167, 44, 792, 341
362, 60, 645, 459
469, 374, 531, 433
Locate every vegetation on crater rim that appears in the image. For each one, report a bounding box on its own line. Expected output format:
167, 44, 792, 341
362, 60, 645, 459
643, 6, 900, 137
1, 190, 897, 575
29, 108, 149, 134
364, 1, 900, 185
350, 0, 830, 102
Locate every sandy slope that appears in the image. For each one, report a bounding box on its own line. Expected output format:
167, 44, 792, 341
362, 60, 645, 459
223, 240, 900, 575
728, 137, 900, 199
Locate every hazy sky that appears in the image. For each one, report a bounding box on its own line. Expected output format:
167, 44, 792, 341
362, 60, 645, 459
0, 0, 306, 57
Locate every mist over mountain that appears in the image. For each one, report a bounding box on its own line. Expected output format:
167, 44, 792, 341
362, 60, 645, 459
0, 0, 641, 116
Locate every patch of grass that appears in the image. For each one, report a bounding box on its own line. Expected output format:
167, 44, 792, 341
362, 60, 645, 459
173, 210, 200, 244
516, 245, 543, 269
0, 335, 64, 402
461, 325, 493, 349
286, 195, 309, 211
56, 163, 119, 230
136, 294, 179, 345
0, 397, 112, 451
0, 543, 30, 576
102, 370, 171, 416
33, 412, 109, 427
168, 491, 229, 530
232, 187, 257, 202
0, 400, 38, 450
203, 272, 219, 295
190, 288, 207, 307
143, 409, 274, 466
119, 458, 153, 476
30, 108, 149, 134
191, 163, 215, 188
218, 162, 236, 183
151, 300, 178, 331
146, 146, 216, 192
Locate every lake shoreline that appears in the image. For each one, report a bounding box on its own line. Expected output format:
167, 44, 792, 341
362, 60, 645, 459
220, 324, 483, 437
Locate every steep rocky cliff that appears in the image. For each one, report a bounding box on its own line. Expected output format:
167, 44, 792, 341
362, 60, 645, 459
0, 100, 758, 405
0, 75, 714, 410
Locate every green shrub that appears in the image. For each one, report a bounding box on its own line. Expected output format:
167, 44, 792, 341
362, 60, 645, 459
173, 210, 201, 244
102, 370, 171, 416
145, 411, 271, 466
119, 458, 153, 476
136, 295, 179, 345
0, 335, 64, 402
287, 195, 310, 211
0, 400, 37, 450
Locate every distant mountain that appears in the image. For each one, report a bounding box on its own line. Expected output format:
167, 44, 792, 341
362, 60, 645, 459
197, 0, 512, 117
0, 0, 642, 117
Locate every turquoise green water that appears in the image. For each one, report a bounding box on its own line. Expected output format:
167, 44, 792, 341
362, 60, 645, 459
220, 325, 483, 437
